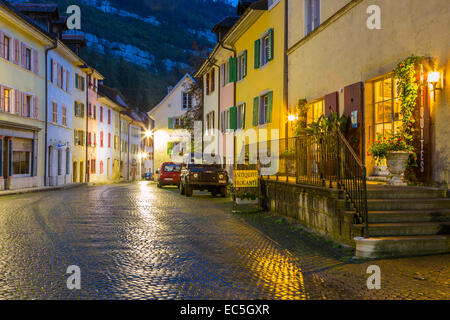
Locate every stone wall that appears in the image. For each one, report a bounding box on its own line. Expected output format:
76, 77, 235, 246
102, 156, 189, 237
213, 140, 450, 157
261, 180, 361, 246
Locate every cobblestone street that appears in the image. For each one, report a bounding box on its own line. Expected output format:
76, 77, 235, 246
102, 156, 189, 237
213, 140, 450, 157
0, 182, 448, 300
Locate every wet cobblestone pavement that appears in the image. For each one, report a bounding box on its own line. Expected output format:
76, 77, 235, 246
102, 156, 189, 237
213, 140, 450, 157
0, 182, 448, 300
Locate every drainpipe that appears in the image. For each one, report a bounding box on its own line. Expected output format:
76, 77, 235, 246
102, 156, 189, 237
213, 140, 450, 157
219, 41, 237, 169
284, 0, 289, 141
85, 69, 93, 183
119, 112, 122, 179
44, 39, 58, 186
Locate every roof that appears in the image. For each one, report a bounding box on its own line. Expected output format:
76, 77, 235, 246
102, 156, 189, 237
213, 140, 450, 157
149, 74, 197, 115
98, 84, 128, 109
0, 0, 54, 40
212, 16, 240, 33
12, 3, 59, 15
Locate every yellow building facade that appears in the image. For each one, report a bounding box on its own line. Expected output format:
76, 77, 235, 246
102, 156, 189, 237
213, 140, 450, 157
222, 0, 287, 163
0, 2, 52, 190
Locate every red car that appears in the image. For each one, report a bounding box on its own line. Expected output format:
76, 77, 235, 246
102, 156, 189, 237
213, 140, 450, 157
156, 162, 182, 188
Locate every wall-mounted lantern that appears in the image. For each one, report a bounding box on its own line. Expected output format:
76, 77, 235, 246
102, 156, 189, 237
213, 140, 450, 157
427, 70, 443, 102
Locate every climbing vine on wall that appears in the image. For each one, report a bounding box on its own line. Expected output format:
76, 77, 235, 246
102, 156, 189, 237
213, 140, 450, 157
392, 55, 425, 145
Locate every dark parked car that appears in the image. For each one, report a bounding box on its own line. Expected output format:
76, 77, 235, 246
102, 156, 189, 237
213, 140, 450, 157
156, 162, 182, 188
179, 164, 228, 197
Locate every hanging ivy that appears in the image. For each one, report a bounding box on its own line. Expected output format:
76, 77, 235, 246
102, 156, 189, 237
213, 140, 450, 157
392, 55, 424, 144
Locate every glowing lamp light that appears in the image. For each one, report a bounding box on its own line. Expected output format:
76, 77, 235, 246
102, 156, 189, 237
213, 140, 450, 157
428, 70, 442, 102
288, 114, 298, 122
144, 130, 152, 138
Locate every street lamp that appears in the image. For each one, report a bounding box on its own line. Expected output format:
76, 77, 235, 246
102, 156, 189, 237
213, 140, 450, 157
427, 70, 443, 102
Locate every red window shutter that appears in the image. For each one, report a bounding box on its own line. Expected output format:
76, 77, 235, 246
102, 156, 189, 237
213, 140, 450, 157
32, 49, 38, 74
211, 69, 215, 92
108, 133, 111, 148
21, 42, 26, 68
100, 131, 104, 147
206, 74, 210, 95
0, 31, 4, 58
21, 92, 26, 116
108, 109, 111, 124
100, 106, 103, 122
66, 70, 70, 92
13, 39, 19, 64
324, 91, 339, 117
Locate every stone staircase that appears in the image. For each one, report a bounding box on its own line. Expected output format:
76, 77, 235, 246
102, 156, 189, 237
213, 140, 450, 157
352, 186, 450, 258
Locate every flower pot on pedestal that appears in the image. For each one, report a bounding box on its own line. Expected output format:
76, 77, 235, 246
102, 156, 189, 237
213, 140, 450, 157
386, 151, 410, 186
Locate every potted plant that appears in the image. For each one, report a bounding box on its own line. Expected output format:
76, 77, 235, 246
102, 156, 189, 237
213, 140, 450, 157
368, 133, 414, 185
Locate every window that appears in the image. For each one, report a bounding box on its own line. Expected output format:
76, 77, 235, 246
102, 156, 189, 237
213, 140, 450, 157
62, 105, 67, 126
74, 102, 84, 118
373, 77, 402, 138
108, 133, 111, 148
3, 88, 11, 112
25, 48, 32, 71
206, 111, 215, 135
305, 0, 321, 36
3, 35, 10, 61
74, 130, 85, 146
307, 99, 324, 124
52, 102, 57, 123
237, 51, 247, 81
25, 95, 32, 118
261, 35, 270, 66
182, 92, 192, 109
259, 95, 269, 125
210, 68, 215, 93
237, 103, 245, 130
12, 151, 30, 175
221, 61, 229, 86
114, 135, 119, 150
108, 109, 111, 124
172, 117, 183, 129
100, 131, 104, 148
100, 106, 103, 122
206, 73, 210, 95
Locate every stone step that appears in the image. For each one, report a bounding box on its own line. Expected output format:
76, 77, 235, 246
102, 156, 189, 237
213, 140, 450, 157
367, 198, 450, 211
361, 209, 450, 223
354, 222, 450, 237
355, 235, 450, 259
366, 188, 447, 199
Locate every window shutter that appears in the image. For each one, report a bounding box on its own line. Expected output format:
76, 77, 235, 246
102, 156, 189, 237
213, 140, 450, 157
34, 96, 38, 119
254, 39, 260, 69
228, 57, 233, 83
81, 103, 85, 118
266, 91, 273, 123
21, 42, 26, 68
243, 50, 248, 77
206, 73, 210, 95
14, 90, 19, 114
253, 97, 259, 126
21, 92, 26, 116
167, 142, 173, 155
74, 130, 77, 145
0, 31, 4, 58
229, 106, 237, 131
81, 77, 85, 91
13, 39, 19, 64
168, 117, 174, 129
242, 103, 246, 129
66, 70, 70, 92
0, 86, 3, 111
268, 28, 274, 61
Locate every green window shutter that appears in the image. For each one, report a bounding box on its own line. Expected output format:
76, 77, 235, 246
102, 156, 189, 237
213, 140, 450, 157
243, 50, 247, 77
254, 39, 260, 69
168, 117, 174, 129
253, 97, 259, 126
268, 28, 274, 61
81, 77, 85, 91
229, 57, 237, 83
75, 74, 79, 89
81, 103, 85, 118
74, 129, 77, 145
229, 106, 237, 131
74, 101, 78, 117
82, 131, 85, 146
266, 91, 273, 123
167, 142, 173, 155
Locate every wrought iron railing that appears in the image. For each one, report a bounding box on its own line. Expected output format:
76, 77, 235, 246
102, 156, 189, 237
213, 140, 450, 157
244, 130, 368, 236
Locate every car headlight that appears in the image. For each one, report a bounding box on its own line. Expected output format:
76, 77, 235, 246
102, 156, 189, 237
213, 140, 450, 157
219, 174, 224, 180
193, 173, 198, 179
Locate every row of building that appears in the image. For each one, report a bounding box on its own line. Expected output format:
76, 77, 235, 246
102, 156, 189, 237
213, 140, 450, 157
150, 0, 449, 187
0, 1, 153, 191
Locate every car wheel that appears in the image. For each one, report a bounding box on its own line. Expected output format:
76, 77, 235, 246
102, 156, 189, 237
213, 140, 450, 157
185, 184, 193, 197
211, 188, 218, 197
157, 182, 162, 188
220, 186, 227, 197
180, 183, 185, 195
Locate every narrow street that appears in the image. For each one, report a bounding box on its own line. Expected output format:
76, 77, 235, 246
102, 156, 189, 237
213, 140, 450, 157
0, 182, 448, 300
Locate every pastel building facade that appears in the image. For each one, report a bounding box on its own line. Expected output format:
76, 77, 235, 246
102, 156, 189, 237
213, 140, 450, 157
148, 74, 195, 172
0, 1, 51, 190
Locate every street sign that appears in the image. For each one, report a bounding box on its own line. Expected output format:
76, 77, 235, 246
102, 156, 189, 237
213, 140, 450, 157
233, 170, 259, 188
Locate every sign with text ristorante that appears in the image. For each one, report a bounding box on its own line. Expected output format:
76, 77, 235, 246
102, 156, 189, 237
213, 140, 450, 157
233, 170, 259, 188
